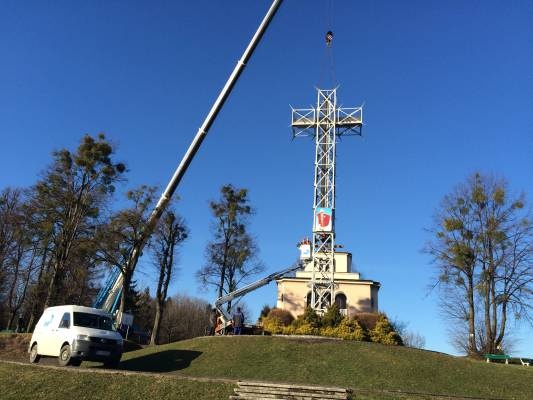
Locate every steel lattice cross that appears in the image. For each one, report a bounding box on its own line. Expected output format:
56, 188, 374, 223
291, 88, 362, 312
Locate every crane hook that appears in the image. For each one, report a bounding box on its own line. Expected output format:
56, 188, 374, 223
325, 30, 334, 46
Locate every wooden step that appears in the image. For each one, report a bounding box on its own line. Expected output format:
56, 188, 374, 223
230, 381, 352, 400
234, 388, 348, 399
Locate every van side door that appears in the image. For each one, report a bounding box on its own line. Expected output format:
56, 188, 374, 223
38, 311, 58, 356
51, 312, 72, 355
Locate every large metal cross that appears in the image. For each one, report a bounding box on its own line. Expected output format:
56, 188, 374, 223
291, 88, 363, 313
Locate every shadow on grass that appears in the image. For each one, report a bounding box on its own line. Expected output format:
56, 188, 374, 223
116, 350, 202, 373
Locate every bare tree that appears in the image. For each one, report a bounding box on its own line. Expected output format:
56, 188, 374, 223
403, 331, 426, 349
23, 227, 55, 332
0, 188, 39, 329
158, 294, 211, 344
4, 240, 38, 330
95, 186, 156, 314
391, 318, 426, 349
150, 211, 188, 345
0, 188, 23, 296
426, 173, 532, 355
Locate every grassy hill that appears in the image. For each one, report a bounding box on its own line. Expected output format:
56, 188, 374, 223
0, 362, 234, 400
1, 334, 532, 399
116, 336, 531, 399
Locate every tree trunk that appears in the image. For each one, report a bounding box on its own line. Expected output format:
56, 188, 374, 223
6, 266, 20, 325
489, 254, 498, 353
119, 268, 132, 314
490, 275, 497, 350
467, 276, 477, 355
43, 262, 59, 309
26, 250, 52, 332
150, 300, 163, 345
495, 300, 507, 349
26, 311, 35, 333
217, 233, 231, 299
481, 264, 493, 353
6, 313, 16, 331
151, 263, 166, 345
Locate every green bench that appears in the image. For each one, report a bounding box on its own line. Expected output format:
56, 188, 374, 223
484, 354, 511, 364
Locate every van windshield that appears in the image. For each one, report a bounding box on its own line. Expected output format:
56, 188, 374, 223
73, 312, 114, 331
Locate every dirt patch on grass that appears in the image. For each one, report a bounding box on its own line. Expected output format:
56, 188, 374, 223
0, 333, 30, 361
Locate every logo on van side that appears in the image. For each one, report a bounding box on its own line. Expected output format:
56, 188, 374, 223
43, 314, 55, 328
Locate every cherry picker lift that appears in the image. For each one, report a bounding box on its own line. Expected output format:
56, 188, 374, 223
213, 262, 302, 334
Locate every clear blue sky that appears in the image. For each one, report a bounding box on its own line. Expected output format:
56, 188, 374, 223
1, 0, 531, 356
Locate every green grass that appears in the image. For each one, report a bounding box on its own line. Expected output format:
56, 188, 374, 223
0, 362, 234, 400
1, 335, 532, 399
117, 336, 532, 399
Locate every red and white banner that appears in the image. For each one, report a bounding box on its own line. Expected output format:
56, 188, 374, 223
314, 207, 333, 232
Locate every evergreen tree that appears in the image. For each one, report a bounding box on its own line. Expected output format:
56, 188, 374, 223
30, 134, 125, 309
196, 185, 263, 312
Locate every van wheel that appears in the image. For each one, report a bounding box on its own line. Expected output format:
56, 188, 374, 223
70, 358, 82, 367
58, 344, 74, 366
29, 344, 40, 364
103, 356, 121, 369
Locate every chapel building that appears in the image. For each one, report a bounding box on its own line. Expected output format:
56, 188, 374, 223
275, 251, 380, 318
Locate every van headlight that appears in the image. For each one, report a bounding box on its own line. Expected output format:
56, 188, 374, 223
76, 334, 90, 341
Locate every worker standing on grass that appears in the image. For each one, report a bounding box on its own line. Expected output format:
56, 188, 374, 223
214, 311, 223, 335
232, 307, 244, 335
208, 308, 217, 336
16, 315, 24, 333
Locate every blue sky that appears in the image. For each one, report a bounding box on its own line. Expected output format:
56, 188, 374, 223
1, 0, 531, 356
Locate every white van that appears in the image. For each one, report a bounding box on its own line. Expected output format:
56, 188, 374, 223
28, 305, 123, 367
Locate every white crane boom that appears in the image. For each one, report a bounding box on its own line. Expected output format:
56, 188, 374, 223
122, 0, 284, 283
96, 1, 284, 312
214, 262, 302, 331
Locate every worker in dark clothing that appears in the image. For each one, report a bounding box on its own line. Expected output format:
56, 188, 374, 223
16, 316, 24, 333
232, 307, 244, 335
208, 308, 217, 336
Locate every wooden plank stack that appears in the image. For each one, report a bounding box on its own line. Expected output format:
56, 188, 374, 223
229, 381, 353, 400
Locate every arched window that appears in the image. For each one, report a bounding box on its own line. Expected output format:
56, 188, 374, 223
306, 292, 312, 307
335, 293, 347, 310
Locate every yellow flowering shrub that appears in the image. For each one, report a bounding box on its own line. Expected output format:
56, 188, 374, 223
321, 318, 367, 341
369, 313, 403, 345
261, 315, 284, 334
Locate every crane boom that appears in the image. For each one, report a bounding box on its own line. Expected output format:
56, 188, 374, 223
214, 262, 302, 330
96, 1, 284, 312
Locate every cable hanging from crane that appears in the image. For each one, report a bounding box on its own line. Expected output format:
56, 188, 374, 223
318, 0, 337, 87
